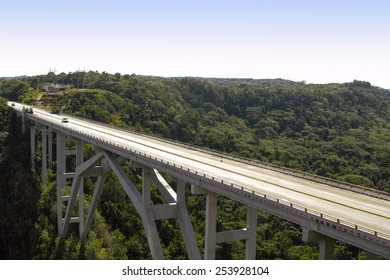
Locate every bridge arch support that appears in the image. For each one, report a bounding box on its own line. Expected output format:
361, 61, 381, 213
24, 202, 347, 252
16, 106, 389, 260
56, 138, 201, 259
191, 186, 257, 260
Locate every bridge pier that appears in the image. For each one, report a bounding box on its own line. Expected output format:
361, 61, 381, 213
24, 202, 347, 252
56, 132, 85, 236
138, 164, 201, 259
81, 157, 110, 242
205, 191, 217, 259
41, 126, 47, 185
61, 150, 201, 259
48, 127, 53, 167
21, 108, 26, 134
56, 131, 66, 232
12, 104, 390, 260
176, 179, 201, 259
245, 206, 257, 259
192, 186, 258, 260
151, 170, 201, 259
302, 229, 336, 260
30, 123, 36, 170
140, 165, 165, 259
365, 251, 379, 260
319, 238, 336, 260
76, 139, 85, 235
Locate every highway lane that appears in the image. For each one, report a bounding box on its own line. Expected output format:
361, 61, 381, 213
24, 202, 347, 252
10, 102, 390, 238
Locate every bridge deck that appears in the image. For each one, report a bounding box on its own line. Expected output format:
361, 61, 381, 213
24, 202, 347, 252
9, 102, 390, 251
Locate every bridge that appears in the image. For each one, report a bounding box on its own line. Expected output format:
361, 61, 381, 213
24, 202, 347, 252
8, 101, 390, 259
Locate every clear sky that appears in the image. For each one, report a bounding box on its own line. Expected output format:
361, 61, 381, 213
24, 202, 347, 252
1, 0, 389, 88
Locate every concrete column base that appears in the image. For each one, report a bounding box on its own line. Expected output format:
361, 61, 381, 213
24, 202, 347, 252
302, 229, 336, 260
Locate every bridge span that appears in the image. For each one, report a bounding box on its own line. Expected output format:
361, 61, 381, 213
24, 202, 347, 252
8, 102, 390, 259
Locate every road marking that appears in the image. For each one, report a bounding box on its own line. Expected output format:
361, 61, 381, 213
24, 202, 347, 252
12, 104, 390, 222
52, 112, 390, 220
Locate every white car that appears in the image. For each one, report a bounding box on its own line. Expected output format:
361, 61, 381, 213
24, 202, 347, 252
61, 118, 69, 123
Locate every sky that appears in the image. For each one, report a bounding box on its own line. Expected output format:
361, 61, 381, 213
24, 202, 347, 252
0, 0, 389, 88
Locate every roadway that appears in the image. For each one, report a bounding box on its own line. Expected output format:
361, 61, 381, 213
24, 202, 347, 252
9, 101, 390, 242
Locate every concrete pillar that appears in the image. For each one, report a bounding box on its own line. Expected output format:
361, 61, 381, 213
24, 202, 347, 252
365, 251, 379, 260
76, 139, 84, 236
245, 206, 257, 260
22, 110, 26, 134
81, 173, 107, 242
142, 167, 151, 208
30, 124, 36, 170
302, 229, 336, 260
319, 238, 336, 260
192, 185, 257, 260
177, 179, 186, 207
56, 132, 66, 232
42, 126, 47, 185
205, 192, 217, 260
48, 127, 53, 167
139, 165, 164, 259
177, 179, 201, 260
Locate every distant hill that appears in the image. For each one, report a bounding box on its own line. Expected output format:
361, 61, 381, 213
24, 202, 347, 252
1, 75, 27, 80
189, 77, 299, 87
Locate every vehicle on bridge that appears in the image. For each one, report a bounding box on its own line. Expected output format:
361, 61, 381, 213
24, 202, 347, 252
61, 118, 69, 123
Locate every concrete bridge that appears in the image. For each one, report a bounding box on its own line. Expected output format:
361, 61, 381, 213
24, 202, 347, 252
8, 101, 390, 259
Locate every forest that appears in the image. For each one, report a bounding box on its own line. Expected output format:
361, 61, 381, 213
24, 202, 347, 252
0, 71, 389, 259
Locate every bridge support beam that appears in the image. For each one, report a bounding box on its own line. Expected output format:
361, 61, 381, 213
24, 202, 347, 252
61, 152, 105, 237
81, 169, 109, 242
76, 139, 85, 235
56, 132, 85, 236
16, 104, 390, 260
81, 156, 124, 242
140, 166, 165, 259
56, 131, 66, 232
302, 229, 336, 260
151, 170, 201, 259
365, 251, 379, 260
62, 153, 201, 260
192, 186, 258, 260
30, 123, 36, 170
176, 179, 201, 260
48, 127, 53, 167
245, 206, 257, 259
22, 109, 26, 134
41, 126, 47, 185
105, 152, 165, 259
205, 191, 217, 260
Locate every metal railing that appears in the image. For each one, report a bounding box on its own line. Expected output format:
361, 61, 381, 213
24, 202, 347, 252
18, 108, 390, 246
53, 109, 390, 202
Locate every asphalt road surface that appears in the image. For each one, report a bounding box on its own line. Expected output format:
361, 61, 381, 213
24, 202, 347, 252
9, 102, 390, 239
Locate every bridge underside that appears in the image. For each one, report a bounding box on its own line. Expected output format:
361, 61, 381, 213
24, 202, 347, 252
29, 121, 389, 260
43, 129, 259, 260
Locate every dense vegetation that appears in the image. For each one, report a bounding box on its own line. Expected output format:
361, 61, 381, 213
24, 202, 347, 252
0, 72, 389, 260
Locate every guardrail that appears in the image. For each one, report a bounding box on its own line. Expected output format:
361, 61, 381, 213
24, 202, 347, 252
56, 109, 390, 201
16, 107, 390, 246
23, 104, 387, 200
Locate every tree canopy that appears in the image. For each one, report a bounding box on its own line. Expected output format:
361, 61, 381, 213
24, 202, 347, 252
1, 72, 389, 260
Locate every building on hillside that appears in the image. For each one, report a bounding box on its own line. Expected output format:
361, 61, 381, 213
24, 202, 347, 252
43, 84, 71, 93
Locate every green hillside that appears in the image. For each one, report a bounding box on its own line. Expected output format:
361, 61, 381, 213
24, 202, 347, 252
0, 72, 389, 260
